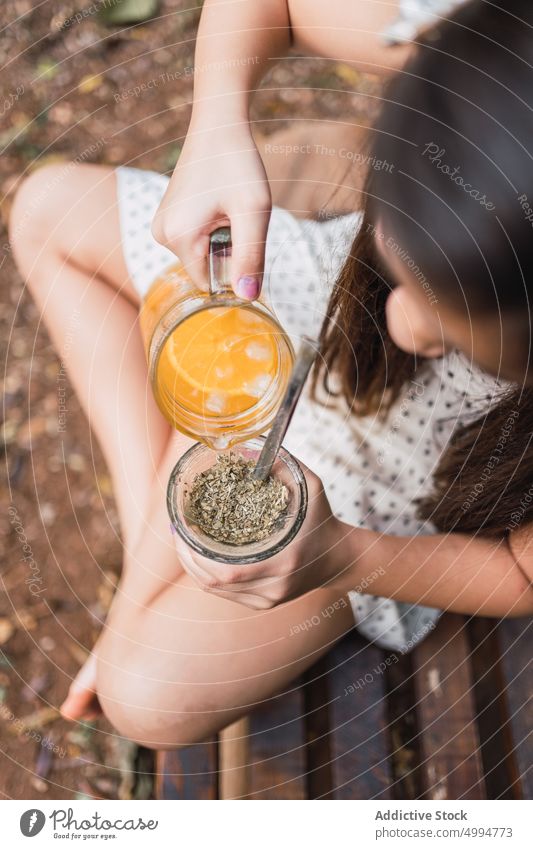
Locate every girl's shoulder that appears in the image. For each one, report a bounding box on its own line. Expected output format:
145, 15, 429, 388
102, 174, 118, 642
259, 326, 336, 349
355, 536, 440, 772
381, 0, 471, 45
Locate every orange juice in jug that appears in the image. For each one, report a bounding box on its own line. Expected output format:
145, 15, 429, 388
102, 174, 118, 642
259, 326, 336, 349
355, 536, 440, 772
140, 228, 294, 449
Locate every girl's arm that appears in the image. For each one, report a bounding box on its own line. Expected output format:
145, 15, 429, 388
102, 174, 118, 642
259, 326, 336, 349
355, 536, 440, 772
190, 0, 292, 131
289, 0, 412, 72
173, 464, 533, 616
152, 0, 292, 294
190, 0, 411, 125
152, 0, 411, 294
334, 524, 533, 618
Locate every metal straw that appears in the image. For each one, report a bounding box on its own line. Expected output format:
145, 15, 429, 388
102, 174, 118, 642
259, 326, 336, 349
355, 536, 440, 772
253, 336, 320, 481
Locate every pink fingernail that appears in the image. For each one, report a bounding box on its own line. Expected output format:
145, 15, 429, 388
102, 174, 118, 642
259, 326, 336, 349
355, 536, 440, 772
236, 275, 260, 300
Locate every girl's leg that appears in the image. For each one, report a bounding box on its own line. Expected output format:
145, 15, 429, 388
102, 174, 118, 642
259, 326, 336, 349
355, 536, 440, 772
257, 121, 367, 217
96, 431, 355, 749
10, 160, 354, 746
10, 163, 180, 718
9, 163, 174, 555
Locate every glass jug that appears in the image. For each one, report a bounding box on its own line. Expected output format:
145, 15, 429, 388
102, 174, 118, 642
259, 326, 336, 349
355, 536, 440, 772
139, 228, 295, 449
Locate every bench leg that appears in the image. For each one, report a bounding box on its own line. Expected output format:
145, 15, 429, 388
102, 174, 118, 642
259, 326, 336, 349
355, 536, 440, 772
218, 717, 251, 799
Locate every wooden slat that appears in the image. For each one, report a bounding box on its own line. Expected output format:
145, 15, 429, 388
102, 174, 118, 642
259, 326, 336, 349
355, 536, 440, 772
467, 618, 519, 799
303, 656, 333, 798
246, 685, 307, 799
385, 650, 424, 799
413, 613, 485, 799
498, 617, 533, 799
218, 717, 250, 799
155, 740, 218, 799
328, 631, 392, 799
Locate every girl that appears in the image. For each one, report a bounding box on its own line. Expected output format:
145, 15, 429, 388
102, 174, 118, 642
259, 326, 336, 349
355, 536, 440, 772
9, 0, 533, 748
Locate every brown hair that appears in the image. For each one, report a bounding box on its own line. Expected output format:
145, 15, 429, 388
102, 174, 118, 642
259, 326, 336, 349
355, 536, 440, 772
312, 215, 533, 537
313, 0, 533, 537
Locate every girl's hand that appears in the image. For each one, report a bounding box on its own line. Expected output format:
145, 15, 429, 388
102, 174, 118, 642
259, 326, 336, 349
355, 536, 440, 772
151, 123, 272, 300
173, 461, 347, 609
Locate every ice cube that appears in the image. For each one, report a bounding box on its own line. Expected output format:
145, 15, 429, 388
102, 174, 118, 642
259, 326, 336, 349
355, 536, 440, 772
214, 364, 234, 379
205, 392, 227, 414
222, 335, 240, 352
243, 373, 272, 398
245, 341, 271, 361
240, 309, 262, 326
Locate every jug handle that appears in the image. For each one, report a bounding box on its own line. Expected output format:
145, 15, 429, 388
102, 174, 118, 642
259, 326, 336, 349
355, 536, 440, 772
208, 227, 232, 296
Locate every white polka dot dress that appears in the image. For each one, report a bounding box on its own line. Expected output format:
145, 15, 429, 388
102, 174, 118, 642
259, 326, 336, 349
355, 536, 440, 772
115, 166, 508, 653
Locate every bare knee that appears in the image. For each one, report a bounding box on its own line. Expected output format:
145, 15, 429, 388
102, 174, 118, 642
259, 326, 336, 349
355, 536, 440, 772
9, 164, 69, 277
95, 649, 226, 750
9, 162, 107, 278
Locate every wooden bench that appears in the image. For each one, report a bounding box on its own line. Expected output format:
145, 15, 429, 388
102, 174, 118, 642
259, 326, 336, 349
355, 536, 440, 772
154, 613, 532, 800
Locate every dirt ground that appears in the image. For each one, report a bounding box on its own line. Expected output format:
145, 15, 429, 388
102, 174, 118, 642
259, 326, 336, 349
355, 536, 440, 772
0, 0, 380, 799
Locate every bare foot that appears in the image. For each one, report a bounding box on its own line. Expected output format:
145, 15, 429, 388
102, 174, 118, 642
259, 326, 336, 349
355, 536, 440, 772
60, 652, 102, 721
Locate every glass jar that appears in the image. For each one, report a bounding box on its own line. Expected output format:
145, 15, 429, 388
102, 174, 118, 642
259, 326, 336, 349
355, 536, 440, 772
167, 437, 308, 564
139, 228, 295, 449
